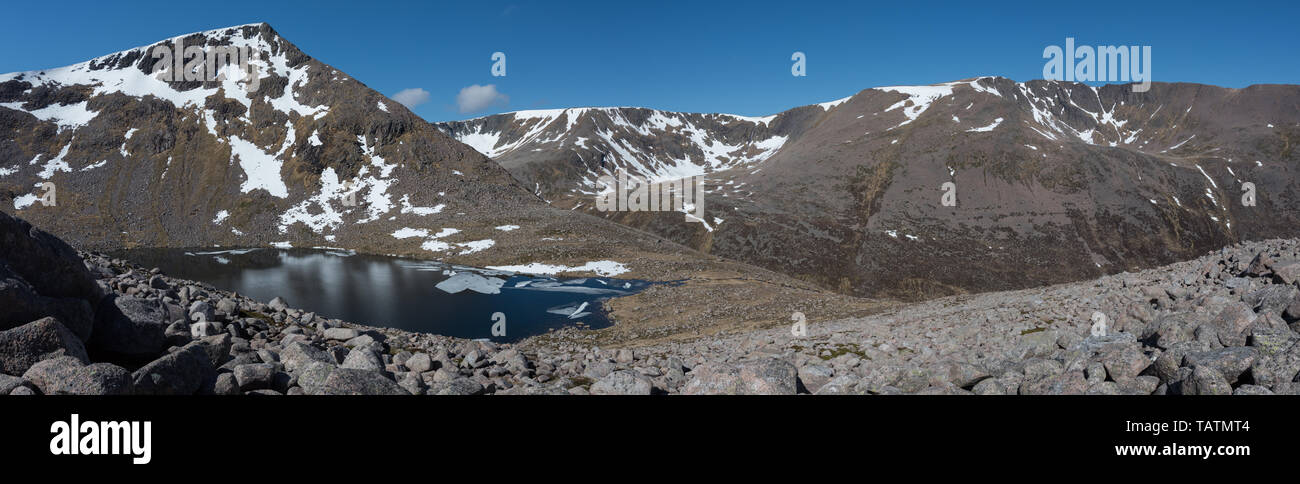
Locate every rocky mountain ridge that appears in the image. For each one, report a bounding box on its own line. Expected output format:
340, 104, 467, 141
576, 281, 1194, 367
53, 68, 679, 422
440, 78, 1300, 301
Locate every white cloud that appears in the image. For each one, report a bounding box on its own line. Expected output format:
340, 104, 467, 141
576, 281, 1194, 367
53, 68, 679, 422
390, 88, 431, 108
456, 84, 509, 113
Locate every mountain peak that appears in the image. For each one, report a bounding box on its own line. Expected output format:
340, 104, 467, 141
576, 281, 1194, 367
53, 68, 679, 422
0, 24, 539, 254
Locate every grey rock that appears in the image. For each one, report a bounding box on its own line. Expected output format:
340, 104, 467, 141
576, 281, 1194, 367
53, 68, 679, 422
1022, 358, 1064, 381
1015, 329, 1061, 358
163, 320, 193, 347
1183, 347, 1258, 384
0, 317, 89, 375
131, 342, 217, 395
681, 363, 744, 395
198, 334, 232, 367
1248, 326, 1296, 355
928, 360, 989, 388
295, 361, 336, 395
213, 372, 240, 395
971, 378, 1014, 395
323, 327, 359, 341
1087, 381, 1121, 395
10, 385, 36, 395
1117, 375, 1161, 395
279, 342, 335, 372
431, 367, 458, 384
582, 360, 616, 379
267, 297, 289, 312
815, 375, 869, 395
1101, 346, 1151, 381
405, 352, 434, 373
1209, 303, 1257, 347
1271, 382, 1300, 395
1248, 342, 1300, 386
589, 370, 654, 395
188, 300, 214, 322
0, 211, 100, 301
398, 372, 427, 395
0, 373, 25, 394
341, 345, 384, 371
1244, 285, 1299, 316
1233, 384, 1273, 395
1148, 313, 1198, 349
1183, 366, 1232, 395
215, 298, 239, 316
318, 368, 409, 395
737, 358, 798, 395
232, 363, 276, 391
0, 272, 95, 342
1021, 371, 1087, 395
614, 348, 635, 364
1085, 361, 1107, 386
434, 377, 485, 395
90, 295, 169, 359
343, 334, 378, 348
22, 357, 133, 395
797, 364, 834, 392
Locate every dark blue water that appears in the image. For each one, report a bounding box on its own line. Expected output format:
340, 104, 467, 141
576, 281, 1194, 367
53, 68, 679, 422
113, 248, 652, 342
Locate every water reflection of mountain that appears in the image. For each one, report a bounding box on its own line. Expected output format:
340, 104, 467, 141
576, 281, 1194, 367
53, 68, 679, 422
109, 248, 654, 342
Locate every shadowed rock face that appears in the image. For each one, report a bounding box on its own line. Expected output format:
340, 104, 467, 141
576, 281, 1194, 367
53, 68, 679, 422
0, 211, 99, 339
439, 78, 1300, 300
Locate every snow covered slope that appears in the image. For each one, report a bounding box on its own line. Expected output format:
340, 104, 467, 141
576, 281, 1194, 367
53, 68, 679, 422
0, 23, 560, 260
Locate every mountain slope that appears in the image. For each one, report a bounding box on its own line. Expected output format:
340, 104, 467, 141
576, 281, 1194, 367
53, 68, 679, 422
438, 77, 1300, 300
0, 23, 883, 344
0, 23, 535, 252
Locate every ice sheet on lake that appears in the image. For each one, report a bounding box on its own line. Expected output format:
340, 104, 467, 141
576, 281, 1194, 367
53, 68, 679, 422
435, 273, 507, 295
186, 248, 261, 256
546, 301, 591, 319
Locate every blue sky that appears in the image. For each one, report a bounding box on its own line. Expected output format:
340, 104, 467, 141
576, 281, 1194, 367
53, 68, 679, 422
2, 0, 1296, 122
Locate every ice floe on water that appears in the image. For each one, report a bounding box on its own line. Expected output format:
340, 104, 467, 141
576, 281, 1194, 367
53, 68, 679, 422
547, 301, 591, 319
185, 248, 260, 256
435, 272, 507, 295
486, 260, 630, 277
